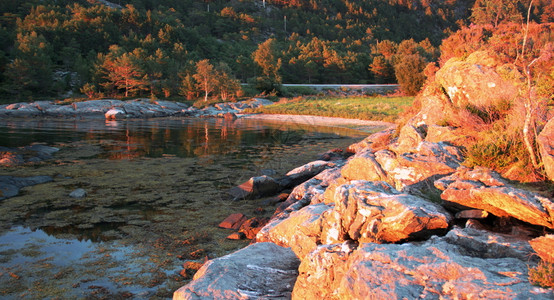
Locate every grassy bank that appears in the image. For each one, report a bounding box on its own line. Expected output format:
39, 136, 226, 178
246, 96, 414, 123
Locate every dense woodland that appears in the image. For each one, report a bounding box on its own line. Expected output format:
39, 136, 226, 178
0, 0, 552, 100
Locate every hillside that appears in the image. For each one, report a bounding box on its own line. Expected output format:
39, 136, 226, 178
0, 0, 477, 100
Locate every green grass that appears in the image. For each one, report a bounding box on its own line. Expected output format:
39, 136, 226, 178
246, 96, 414, 122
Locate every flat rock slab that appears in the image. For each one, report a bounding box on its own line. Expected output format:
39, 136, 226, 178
173, 242, 300, 300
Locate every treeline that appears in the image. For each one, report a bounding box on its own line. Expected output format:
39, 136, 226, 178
0, 0, 551, 100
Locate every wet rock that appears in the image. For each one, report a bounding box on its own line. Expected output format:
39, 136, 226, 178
228, 175, 281, 200
218, 213, 247, 230
293, 229, 552, 300
436, 167, 554, 229
173, 242, 300, 300
0, 175, 53, 200
0, 151, 24, 166
529, 235, 554, 263
69, 188, 87, 199
538, 117, 554, 181
105, 108, 126, 120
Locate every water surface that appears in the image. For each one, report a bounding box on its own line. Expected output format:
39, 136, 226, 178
0, 117, 374, 298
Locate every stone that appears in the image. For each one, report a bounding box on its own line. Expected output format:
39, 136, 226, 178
105, 108, 126, 120
218, 213, 247, 230
389, 124, 426, 154
425, 125, 461, 143
228, 175, 281, 200
436, 167, 554, 229
538, 117, 554, 181
529, 235, 554, 263
239, 217, 269, 239
322, 180, 452, 244
436, 51, 519, 110
293, 229, 552, 300
455, 209, 489, 219
256, 203, 332, 259
69, 188, 87, 198
173, 242, 300, 300
226, 232, 245, 240
341, 149, 388, 182
0, 175, 53, 200
0, 152, 24, 166
278, 160, 335, 189
346, 128, 395, 153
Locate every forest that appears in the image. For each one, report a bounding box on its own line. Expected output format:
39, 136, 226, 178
0, 0, 552, 100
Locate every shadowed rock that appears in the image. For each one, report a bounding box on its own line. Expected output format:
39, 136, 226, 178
0, 175, 53, 200
228, 175, 281, 200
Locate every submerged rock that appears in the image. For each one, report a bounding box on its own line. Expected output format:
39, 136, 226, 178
0, 175, 53, 200
173, 242, 300, 300
69, 188, 87, 199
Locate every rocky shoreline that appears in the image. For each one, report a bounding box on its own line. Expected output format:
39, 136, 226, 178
174, 123, 554, 299
0, 98, 273, 119
173, 52, 554, 299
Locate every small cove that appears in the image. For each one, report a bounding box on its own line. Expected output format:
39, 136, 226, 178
0, 117, 379, 298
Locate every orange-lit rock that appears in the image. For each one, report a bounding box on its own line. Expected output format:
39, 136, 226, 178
238, 217, 269, 239
435, 51, 518, 110
529, 235, 554, 263
436, 167, 554, 229
293, 228, 551, 300
256, 203, 331, 259
218, 213, 247, 230
346, 128, 395, 153
322, 180, 451, 244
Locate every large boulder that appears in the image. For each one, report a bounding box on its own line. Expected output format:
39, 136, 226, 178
342, 140, 462, 190
173, 242, 300, 300
538, 117, 554, 181
436, 167, 554, 229
293, 228, 552, 299
256, 203, 331, 259
435, 51, 518, 111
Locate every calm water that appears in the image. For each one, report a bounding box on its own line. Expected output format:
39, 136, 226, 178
0, 117, 373, 299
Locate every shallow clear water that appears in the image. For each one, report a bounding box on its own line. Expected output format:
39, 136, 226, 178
0, 117, 374, 299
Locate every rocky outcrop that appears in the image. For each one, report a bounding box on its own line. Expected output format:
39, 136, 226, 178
538, 117, 554, 181
0, 98, 273, 119
529, 235, 554, 263
173, 242, 299, 300
436, 167, 554, 229
293, 228, 552, 300
0, 175, 53, 200
258, 180, 451, 259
